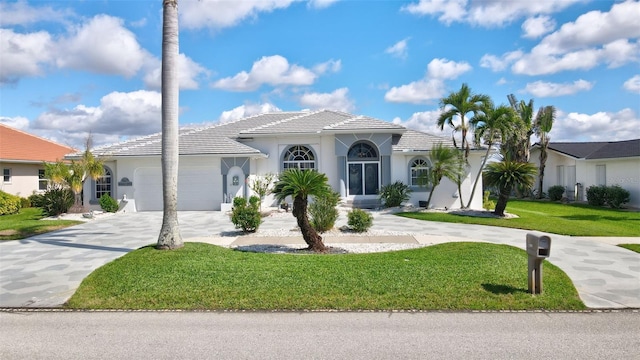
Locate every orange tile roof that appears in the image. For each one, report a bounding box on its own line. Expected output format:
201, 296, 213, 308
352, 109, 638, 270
0, 123, 76, 163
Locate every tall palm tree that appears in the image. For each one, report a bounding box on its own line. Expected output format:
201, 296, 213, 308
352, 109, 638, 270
483, 161, 537, 216
424, 144, 465, 209
438, 83, 491, 207
467, 103, 515, 208
534, 106, 556, 199
505, 94, 535, 163
272, 169, 332, 252
157, 0, 182, 250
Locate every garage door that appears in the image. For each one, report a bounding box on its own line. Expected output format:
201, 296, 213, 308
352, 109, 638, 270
134, 166, 221, 211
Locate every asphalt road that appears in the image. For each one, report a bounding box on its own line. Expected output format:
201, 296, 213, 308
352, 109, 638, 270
1, 311, 638, 359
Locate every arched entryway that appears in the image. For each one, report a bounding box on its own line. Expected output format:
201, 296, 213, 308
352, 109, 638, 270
347, 141, 379, 196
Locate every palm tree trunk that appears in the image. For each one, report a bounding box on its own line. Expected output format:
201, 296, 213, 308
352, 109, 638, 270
157, 0, 183, 250
538, 144, 547, 199
293, 196, 326, 252
425, 185, 436, 209
466, 139, 493, 208
493, 185, 511, 216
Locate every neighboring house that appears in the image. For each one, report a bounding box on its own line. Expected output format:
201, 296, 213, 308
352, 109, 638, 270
70, 110, 485, 211
530, 139, 640, 208
0, 124, 75, 197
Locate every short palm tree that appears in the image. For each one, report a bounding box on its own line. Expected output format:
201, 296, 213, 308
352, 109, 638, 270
483, 161, 537, 216
272, 169, 332, 252
424, 144, 465, 209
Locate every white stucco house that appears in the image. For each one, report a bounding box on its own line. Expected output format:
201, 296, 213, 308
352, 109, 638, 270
71, 110, 485, 211
530, 139, 640, 208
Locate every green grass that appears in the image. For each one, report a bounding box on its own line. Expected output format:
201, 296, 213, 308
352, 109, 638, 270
398, 200, 640, 237
67, 242, 585, 311
619, 244, 640, 253
0, 207, 83, 240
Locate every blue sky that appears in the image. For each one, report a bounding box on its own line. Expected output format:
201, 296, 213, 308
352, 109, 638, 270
1, 0, 639, 149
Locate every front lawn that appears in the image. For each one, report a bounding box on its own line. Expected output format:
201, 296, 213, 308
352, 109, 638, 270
67, 242, 585, 310
0, 207, 83, 240
398, 200, 640, 237
619, 244, 640, 253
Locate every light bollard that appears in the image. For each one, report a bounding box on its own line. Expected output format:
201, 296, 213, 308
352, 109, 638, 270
526, 233, 552, 295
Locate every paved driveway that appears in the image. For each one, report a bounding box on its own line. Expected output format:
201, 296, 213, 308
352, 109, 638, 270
1, 210, 639, 308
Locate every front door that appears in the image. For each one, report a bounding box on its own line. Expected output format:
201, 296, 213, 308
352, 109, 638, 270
348, 162, 378, 195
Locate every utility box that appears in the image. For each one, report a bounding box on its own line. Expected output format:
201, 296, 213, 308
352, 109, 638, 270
526, 233, 552, 295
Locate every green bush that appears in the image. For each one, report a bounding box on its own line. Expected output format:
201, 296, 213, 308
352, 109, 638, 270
41, 187, 74, 217
605, 185, 630, 209
230, 196, 262, 233
586, 185, 607, 206
347, 208, 373, 233
99, 194, 119, 213
482, 191, 495, 211
28, 193, 45, 208
309, 191, 340, 233
548, 185, 565, 201
378, 181, 412, 208
0, 191, 21, 215
20, 197, 31, 208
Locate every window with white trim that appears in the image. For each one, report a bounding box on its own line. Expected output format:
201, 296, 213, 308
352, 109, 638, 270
2, 168, 10, 183
95, 167, 112, 199
410, 158, 430, 187
38, 169, 48, 191
596, 165, 606, 186
283, 145, 316, 170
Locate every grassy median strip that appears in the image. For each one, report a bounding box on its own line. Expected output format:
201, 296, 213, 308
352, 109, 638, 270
0, 208, 83, 241
398, 200, 639, 237
67, 242, 585, 310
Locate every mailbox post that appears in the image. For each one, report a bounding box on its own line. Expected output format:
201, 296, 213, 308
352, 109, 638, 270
526, 233, 552, 294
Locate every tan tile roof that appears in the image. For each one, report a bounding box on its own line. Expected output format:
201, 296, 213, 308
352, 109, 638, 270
0, 124, 75, 163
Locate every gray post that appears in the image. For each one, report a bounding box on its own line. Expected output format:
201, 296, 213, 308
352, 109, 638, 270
526, 233, 551, 295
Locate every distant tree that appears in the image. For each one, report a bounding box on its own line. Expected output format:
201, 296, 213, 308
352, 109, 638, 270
505, 94, 535, 163
483, 161, 537, 216
272, 169, 332, 252
534, 106, 556, 199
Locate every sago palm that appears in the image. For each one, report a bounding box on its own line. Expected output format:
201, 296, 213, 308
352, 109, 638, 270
272, 169, 332, 252
483, 161, 537, 216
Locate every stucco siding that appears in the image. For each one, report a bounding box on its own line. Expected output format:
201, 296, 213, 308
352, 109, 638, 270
0, 163, 44, 197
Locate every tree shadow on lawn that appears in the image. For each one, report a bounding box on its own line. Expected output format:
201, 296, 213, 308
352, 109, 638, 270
482, 283, 528, 295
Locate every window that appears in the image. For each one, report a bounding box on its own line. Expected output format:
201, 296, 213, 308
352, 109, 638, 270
95, 167, 112, 199
410, 158, 430, 186
2, 168, 10, 183
283, 145, 316, 170
596, 165, 606, 186
556, 165, 565, 187
347, 142, 378, 160
38, 169, 48, 191
347, 142, 380, 196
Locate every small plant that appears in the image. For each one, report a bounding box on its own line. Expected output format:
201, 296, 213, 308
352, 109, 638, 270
249, 173, 275, 211
99, 194, 119, 213
41, 186, 74, 216
586, 185, 607, 206
548, 185, 565, 201
378, 181, 412, 208
28, 193, 45, 208
482, 191, 495, 211
230, 196, 262, 233
605, 185, 630, 209
309, 190, 340, 232
0, 190, 21, 215
347, 208, 373, 233
20, 196, 31, 209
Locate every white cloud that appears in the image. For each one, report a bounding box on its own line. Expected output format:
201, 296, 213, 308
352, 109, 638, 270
513, 1, 640, 75
31, 90, 162, 147
479, 51, 523, 72
180, 0, 296, 30
299, 88, 355, 112
212, 55, 320, 91
385, 38, 410, 59
551, 108, 640, 142
391, 110, 443, 135
307, 0, 340, 9
524, 79, 594, 97
56, 15, 151, 77
219, 103, 282, 123
623, 75, 640, 94
0, 0, 72, 26
143, 53, 210, 90
0, 116, 30, 130
385, 58, 470, 104
0, 29, 53, 84
313, 59, 342, 75
401, 0, 467, 25
521, 15, 555, 39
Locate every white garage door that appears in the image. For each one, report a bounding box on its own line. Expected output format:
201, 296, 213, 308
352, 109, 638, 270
134, 166, 221, 211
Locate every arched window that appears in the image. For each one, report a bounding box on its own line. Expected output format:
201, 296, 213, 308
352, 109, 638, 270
95, 167, 112, 199
283, 145, 316, 170
347, 142, 378, 160
410, 158, 430, 187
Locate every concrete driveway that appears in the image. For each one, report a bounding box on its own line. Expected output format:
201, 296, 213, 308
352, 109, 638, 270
1, 210, 639, 308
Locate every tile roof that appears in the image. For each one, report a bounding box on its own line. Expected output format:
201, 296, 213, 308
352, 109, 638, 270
0, 123, 75, 163
84, 110, 450, 157
392, 130, 453, 152
545, 139, 640, 159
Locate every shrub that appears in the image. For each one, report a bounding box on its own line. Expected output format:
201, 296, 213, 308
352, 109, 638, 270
28, 193, 45, 208
41, 186, 74, 217
605, 185, 630, 209
20, 197, 31, 208
230, 196, 262, 233
586, 185, 607, 206
482, 191, 495, 211
347, 208, 373, 233
378, 181, 412, 208
0, 191, 21, 215
99, 194, 119, 213
548, 185, 565, 201
309, 191, 340, 233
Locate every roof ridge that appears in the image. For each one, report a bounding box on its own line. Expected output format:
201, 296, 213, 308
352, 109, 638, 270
242, 110, 317, 133
323, 113, 362, 129
0, 123, 76, 151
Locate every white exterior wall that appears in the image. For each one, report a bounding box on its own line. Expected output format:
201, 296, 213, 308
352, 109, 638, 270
0, 162, 44, 197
